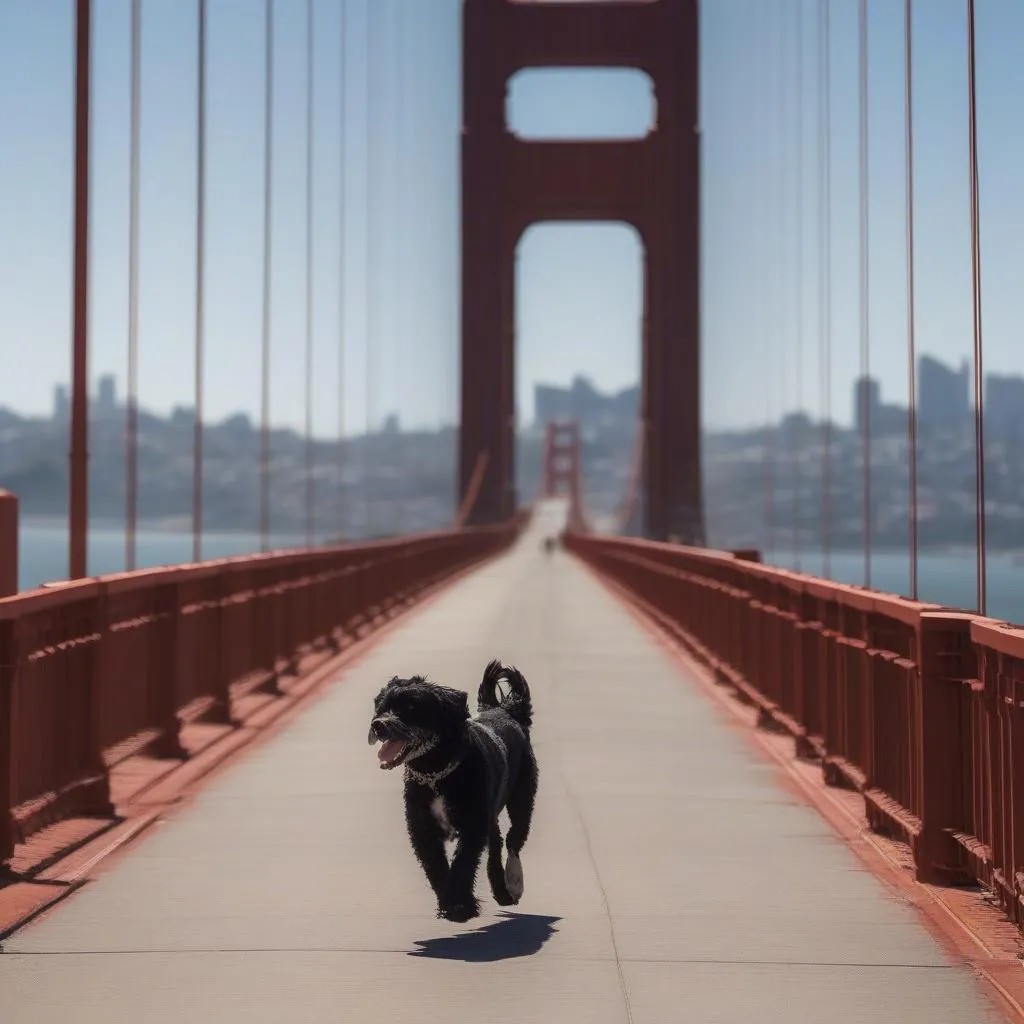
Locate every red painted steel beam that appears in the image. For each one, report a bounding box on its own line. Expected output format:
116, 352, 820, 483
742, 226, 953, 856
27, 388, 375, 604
0, 491, 17, 598
69, 0, 92, 580
540, 420, 586, 529
459, 0, 702, 541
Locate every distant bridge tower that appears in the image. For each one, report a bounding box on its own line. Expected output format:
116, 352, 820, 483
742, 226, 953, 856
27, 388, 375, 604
540, 420, 585, 531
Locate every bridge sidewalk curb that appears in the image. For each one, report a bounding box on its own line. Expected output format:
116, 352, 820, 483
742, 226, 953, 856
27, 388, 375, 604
0, 548, 508, 944
569, 551, 1024, 1024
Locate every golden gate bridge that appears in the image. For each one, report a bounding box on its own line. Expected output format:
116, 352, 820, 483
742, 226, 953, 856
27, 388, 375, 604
1, 2, 1023, 1020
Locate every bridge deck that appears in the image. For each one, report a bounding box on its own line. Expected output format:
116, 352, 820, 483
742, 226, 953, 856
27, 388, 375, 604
0, 506, 1004, 1022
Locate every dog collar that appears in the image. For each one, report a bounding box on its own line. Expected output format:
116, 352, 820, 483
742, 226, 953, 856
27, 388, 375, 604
404, 720, 506, 790
405, 758, 461, 789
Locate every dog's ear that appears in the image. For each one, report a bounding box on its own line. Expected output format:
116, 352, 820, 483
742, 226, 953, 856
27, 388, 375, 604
374, 676, 408, 709
431, 685, 470, 734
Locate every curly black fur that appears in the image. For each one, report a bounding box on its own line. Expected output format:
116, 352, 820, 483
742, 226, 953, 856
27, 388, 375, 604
368, 659, 538, 923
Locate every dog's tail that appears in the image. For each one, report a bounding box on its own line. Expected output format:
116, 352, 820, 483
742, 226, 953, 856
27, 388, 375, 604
477, 658, 533, 730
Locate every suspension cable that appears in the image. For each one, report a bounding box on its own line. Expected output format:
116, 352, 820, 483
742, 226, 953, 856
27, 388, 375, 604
337, 0, 347, 540
793, 0, 804, 572
125, 0, 141, 571
817, 0, 833, 578
760, 0, 775, 558
193, 0, 207, 563
259, 0, 274, 552
965, 0, 986, 615
394, 0, 407, 536
304, 0, 315, 546
903, 0, 919, 599
69, 0, 92, 581
858, 0, 871, 588
777, 1, 789, 564
365, 0, 380, 536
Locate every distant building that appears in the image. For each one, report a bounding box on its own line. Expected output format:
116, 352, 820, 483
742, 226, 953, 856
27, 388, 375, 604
53, 384, 69, 422
533, 375, 638, 431
986, 373, 1024, 439
851, 374, 905, 436
97, 374, 117, 415
852, 376, 879, 434
918, 355, 969, 431
220, 412, 254, 436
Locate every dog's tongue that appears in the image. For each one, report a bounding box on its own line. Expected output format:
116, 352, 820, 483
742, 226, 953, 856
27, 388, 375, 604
377, 738, 405, 764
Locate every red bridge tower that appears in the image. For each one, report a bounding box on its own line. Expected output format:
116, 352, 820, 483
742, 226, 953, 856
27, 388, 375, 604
458, 0, 703, 543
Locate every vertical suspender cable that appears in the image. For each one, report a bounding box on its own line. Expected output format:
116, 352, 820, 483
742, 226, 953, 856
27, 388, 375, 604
69, 0, 92, 581
304, 0, 315, 546
365, 0, 379, 536
858, 0, 871, 588
394, 1, 407, 535
793, 0, 804, 572
761, 3, 775, 560
965, 0, 987, 615
337, 0, 347, 540
777, 2, 789, 564
817, 0, 833, 578
125, 0, 141, 572
259, 0, 275, 552
193, 0, 207, 563
380, 0, 396, 535
903, 0, 919, 599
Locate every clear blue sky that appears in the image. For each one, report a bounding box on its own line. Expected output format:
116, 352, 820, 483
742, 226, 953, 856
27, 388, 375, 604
0, 0, 1022, 437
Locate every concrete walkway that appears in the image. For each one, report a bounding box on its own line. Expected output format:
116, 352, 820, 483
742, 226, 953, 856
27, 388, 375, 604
0, 504, 1005, 1021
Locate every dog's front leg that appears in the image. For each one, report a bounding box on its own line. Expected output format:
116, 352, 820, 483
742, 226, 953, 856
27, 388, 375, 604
438, 826, 487, 923
404, 789, 450, 902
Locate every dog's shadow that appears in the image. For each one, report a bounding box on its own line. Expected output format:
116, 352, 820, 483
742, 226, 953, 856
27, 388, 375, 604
409, 912, 561, 962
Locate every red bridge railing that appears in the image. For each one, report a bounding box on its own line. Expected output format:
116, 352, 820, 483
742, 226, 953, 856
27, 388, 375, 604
566, 530, 1024, 930
0, 513, 525, 869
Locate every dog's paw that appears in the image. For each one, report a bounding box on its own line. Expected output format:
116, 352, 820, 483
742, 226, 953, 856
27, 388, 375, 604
438, 897, 480, 923
504, 852, 524, 902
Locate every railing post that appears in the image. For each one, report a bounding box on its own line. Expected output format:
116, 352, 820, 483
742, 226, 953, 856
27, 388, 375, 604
210, 569, 237, 725
0, 618, 14, 866
914, 611, 977, 885
0, 490, 18, 598
85, 586, 115, 818
152, 582, 187, 759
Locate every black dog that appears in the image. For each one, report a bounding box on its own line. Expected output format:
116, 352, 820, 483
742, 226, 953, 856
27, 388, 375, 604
368, 659, 538, 923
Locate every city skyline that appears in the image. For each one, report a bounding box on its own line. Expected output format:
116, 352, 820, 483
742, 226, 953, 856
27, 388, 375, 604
33, 346, 1024, 444
2, 2, 1024, 436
